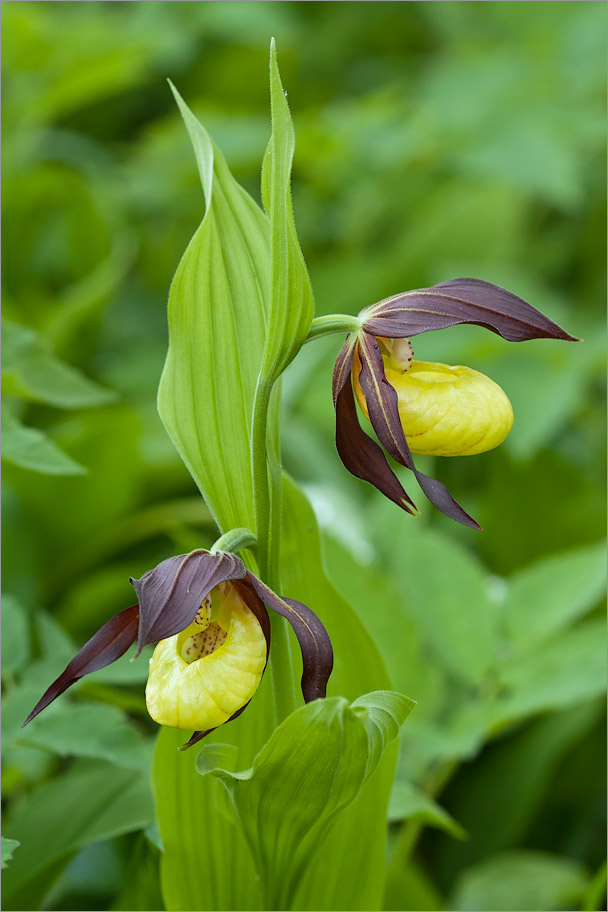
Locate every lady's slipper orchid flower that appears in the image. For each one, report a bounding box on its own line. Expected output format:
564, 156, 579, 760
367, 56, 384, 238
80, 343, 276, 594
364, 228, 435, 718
23, 550, 333, 748
333, 278, 577, 529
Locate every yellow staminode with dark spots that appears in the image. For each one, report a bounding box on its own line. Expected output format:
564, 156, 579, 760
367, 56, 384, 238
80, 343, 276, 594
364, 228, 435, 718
146, 581, 268, 731
354, 343, 513, 457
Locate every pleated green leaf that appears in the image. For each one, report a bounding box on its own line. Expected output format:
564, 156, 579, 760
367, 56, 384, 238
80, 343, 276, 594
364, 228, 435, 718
196, 691, 413, 911
157, 85, 271, 533
259, 40, 314, 383
152, 478, 409, 912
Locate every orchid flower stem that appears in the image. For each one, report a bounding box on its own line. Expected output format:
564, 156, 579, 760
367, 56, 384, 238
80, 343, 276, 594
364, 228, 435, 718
210, 527, 257, 555
305, 314, 362, 342
251, 375, 298, 724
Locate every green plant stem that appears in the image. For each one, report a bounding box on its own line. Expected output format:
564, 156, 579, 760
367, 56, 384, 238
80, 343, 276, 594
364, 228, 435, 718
251, 375, 298, 724
210, 527, 257, 555
305, 313, 362, 342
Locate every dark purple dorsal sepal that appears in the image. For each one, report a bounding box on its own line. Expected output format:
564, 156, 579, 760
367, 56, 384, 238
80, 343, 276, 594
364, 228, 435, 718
361, 277, 579, 343
131, 549, 247, 653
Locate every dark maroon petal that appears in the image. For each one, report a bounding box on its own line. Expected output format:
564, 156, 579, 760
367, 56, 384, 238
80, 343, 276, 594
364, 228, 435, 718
23, 605, 139, 726
246, 572, 334, 702
362, 278, 579, 343
334, 341, 417, 514
357, 333, 481, 530
332, 335, 357, 404
131, 550, 246, 652
414, 471, 481, 530
357, 334, 416, 471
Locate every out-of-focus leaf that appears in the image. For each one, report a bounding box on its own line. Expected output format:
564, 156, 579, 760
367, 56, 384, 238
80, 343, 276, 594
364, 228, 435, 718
197, 692, 412, 911
157, 85, 271, 533
109, 837, 163, 912
384, 526, 495, 687
451, 850, 589, 912
258, 40, 314, 383
490, 342, 600, 461
383, 858, 445, 912
18, 702, 153, 771
1, 595, 30, 678
583, 861, 608, 912
496, 618, 606, 722
1, 837, 20, 870
2, 406, 86, 475
1, 759, 154, 905
2, 320, 116, 408
389, 779, 466, 838
437, 702, 601, 881
501, 540, 607, 654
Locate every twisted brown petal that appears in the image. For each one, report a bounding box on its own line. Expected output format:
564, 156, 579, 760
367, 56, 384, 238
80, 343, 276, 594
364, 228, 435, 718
247, 572, 334, 702
23, 605, 140, 726
131, 549, 246, 653
334, 359, 417, 514
362, 278, 578, 342
357, 333, 481, 529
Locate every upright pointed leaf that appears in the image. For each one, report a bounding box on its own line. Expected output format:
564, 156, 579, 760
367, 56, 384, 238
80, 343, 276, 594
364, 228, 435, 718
259, 40, 314, 382
197, 692, 413, 911
157, 86, 271, 533
279, 476, 409, 911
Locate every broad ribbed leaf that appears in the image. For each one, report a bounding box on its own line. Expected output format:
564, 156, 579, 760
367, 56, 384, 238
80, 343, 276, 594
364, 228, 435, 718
152, 477, 405, 912
259, 40, 314, 382
157, 85, 271, 533
279, 477, 410, 911
196, 691, 413, 911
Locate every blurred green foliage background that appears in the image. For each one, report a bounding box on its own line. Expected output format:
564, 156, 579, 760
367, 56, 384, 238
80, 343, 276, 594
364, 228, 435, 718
2, 3, 606, 910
